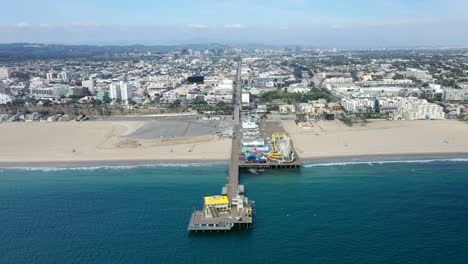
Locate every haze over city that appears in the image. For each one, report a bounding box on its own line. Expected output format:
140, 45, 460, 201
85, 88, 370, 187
1, 0, 468, 47
2, 1, 468, 263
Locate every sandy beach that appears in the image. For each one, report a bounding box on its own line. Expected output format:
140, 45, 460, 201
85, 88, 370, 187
1, 119, 468, 165
283, 120, 468, 160
0, 121, 231, 164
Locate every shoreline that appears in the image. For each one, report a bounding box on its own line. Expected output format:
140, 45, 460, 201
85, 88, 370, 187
1, 152, 468, 169
302, 152, 468, 165
1, 120, 468, 169
0, 159, 230, 169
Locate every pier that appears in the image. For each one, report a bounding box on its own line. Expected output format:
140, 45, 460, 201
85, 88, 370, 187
187, 58, 300, 232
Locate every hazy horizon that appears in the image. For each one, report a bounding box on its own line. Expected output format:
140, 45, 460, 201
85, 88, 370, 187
1, 0, 468, 48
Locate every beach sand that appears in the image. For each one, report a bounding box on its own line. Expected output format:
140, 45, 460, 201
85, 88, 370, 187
0, 121, 231, 164
283, 120, 468, 160
1, 119, 467, 165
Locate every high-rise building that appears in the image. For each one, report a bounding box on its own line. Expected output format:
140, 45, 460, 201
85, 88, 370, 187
121, 82, 133, 101
46, 72, 56, 81
109, 81, 133, 102
0, 68, 11, 79
60, 71, 71, 81
82, 78, 95, 95
109, 81, 122, 100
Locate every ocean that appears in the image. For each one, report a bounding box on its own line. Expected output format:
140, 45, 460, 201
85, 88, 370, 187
1, 159, 468, 263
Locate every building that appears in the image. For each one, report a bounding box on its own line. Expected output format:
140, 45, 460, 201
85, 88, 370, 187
443, 88, 468, 102
397, 99, 445, 120
340, 98, 375, 113
241, 93, 250, 104
46, 72, 56, 81
110, 81, 133, 101
214, 79, 234, 94
322, 75, 354, 90
121, 82, 133, 101
0, 68, 11, 79
405, 68, 432, 82
68, 87, 88, 97
0, 83, 6, 94
203, 196, 230, 219
377, 97, 405, 112
30, 84, 69, 99
109, 81, 121, 100
60, 71, 70, 81
286, 85, 310, 93
82, 79, 95, 95
0, 94, 12, 104
423, 84, 443, 99
357, 79, 413, 87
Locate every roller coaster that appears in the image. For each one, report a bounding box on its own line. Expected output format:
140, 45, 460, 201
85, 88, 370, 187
268, 133, 296, 163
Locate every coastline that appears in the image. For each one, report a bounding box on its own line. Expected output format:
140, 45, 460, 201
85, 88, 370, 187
1, 152, 468, 169
301, 152, 468, 165
0, 121, 232, 164
1, 119, 468, 169
0, 158, 230, 168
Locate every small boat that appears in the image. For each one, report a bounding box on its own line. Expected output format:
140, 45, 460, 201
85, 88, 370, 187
249, 168, 264, 175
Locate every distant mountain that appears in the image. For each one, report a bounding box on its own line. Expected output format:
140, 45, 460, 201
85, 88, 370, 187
0, 43, 231, 61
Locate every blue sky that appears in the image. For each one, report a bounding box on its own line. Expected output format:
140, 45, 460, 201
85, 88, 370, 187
0, 0, 467, 47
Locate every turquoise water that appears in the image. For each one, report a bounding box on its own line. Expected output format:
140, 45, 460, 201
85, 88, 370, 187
1, 160, 468, 263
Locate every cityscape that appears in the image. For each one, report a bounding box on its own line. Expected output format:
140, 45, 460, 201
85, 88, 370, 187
1, 46, 467, 123
1, 0, 468, 263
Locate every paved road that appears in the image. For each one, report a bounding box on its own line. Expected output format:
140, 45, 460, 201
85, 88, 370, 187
227, 58, 242, 200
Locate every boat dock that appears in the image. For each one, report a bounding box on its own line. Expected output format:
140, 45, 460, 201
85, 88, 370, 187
187, 58, 300, 232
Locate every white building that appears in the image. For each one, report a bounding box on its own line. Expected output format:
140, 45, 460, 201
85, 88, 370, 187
30, 84, 69, 99
377, 97, 405, 112
242, 93, 250, 104
429, 83, 443, 93
121, 82, 133, 101
395, 98, 444, 120
323, 77, 354, 84
213, 79, 234, 95
109, 82, 120, 100
287, 85, 310, 93
0, 94, 12, 104
46, 72, 56, 81
358, 79, 413, 86
443, 88, 468, 101
60, 71, 71, 81
340, 98, 375, 113
405, 68, 432, 82
0, 68, 11, 79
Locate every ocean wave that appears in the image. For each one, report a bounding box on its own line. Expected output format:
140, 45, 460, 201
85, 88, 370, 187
304, 158, 468, 167
0, 162, 228, 172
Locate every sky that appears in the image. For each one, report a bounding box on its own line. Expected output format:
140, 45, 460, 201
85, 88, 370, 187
0, 0, 467, 48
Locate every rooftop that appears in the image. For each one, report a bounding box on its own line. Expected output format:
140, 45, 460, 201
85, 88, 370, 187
204, 195, 229, 206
